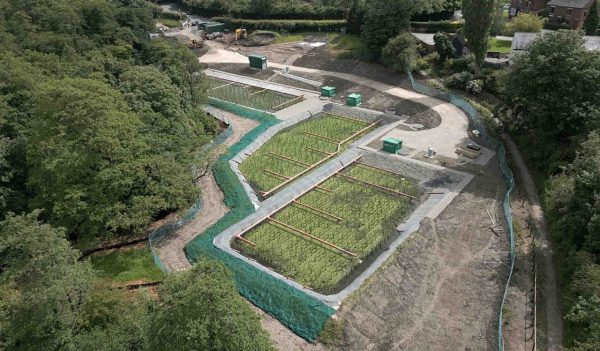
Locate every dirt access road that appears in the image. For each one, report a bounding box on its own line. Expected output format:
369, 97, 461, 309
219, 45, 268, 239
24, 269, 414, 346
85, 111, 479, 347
156, 110, 258, 272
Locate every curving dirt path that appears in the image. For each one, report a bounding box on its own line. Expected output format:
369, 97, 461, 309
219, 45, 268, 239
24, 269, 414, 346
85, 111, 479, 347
156, 111, 258, 272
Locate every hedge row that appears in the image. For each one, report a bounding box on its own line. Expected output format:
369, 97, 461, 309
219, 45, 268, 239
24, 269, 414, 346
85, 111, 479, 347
410, 20, 463, 33
212, 17, 347, 32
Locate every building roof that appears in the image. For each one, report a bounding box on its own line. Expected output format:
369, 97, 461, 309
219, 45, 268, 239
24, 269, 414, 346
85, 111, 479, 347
410, 33, 435, 46
511, 32, 600, 52
547, 0, 594, 9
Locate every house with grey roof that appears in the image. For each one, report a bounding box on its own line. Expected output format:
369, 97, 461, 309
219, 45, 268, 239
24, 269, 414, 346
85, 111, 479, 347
511, 31, 600, 60
547, 0, 596, 29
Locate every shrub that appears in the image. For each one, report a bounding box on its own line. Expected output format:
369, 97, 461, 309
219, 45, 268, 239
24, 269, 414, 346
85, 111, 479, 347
433, 32, 454, 61
445, 71, 473, 89
417, 57, 430, 70
410, 20, 463, 33
444, 56, 474, 74
212, 17, 346, 32
503, 13, 544, 36
381, 32, 418, 72
466, 79, 482, 94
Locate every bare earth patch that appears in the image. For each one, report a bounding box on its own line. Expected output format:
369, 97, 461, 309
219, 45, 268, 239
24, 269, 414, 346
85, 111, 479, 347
327, 158, 508, 351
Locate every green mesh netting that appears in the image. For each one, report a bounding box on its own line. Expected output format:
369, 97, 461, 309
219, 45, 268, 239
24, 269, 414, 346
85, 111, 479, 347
149, 123, 234, 273
408, 71, 515, 351
185, 98, 335, 342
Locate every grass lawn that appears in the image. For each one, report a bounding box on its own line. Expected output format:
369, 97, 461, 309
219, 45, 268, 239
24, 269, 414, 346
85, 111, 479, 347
234, 163, 418, 294
90, 247, 165, 283
328, 34, 368, 59
488, 38, 512, 53
239, 114, 374, 195
158, 18, 181, 28
273, 31, 337, 44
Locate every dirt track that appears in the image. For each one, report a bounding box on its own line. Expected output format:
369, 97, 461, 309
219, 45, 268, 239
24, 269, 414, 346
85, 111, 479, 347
505, 136, 562, 350
156, 112, 258, 272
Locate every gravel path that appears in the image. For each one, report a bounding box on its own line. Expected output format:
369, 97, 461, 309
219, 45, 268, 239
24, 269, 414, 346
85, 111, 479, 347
156, 111, 258, 272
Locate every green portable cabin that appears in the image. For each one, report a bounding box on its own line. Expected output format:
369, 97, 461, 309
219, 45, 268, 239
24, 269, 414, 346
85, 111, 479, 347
196, 21, 208, 30
320, 86, 336, 97
249, 54, 268, 70
346, 93, 362, 107
205, 22, 225, 33
383, 137, 402, 154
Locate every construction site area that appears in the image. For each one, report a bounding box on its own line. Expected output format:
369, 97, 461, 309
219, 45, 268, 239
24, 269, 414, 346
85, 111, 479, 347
152, 12, 521, 351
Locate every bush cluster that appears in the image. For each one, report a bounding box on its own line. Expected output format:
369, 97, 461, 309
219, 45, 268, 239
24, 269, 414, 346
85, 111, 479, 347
410, 20, 463, 33
212, 17, 347, 32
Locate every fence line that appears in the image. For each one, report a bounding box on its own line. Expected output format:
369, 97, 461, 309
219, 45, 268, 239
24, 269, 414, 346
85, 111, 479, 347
407, 71, 515, 351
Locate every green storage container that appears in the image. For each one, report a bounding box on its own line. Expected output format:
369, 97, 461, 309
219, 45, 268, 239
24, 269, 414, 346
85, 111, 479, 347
383, 137, 402, 154
346, 93, 362, 107
320, 86, 336, 97
249, 54, 268, 70
205, 22, 225, 33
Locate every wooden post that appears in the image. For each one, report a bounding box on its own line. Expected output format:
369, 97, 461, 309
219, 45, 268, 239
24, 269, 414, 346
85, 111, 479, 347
303, 131, 340, 143
292, 200, 343, 222
268, 152, 312, 167
267, 217, 357, 258
336, 172, 417, 200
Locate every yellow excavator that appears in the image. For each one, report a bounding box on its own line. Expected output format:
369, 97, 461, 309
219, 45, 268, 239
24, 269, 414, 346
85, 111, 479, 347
188, 38, 203, 49
235, 28, 247, 40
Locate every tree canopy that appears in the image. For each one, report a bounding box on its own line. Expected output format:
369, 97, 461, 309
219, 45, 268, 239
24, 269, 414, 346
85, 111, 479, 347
148, 261, 275, 351
0, 0, 219, 243
504, 30, 600, 164
361, 0, 413, 58
584, 0, 599, 36
462, 0, 496, 73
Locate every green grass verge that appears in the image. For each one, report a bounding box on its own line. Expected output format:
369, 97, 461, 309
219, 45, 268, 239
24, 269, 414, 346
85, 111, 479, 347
158, 18, 182, 28
234, 164, 418, 294
488, 38, 512, 53
90, 247, 165, 283
329, 34, 368, 59
273, 31, 336, 44
239, 114, 372, 195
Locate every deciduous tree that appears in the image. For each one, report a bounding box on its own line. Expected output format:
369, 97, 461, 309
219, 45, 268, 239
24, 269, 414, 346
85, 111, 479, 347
361, 0, 413, 58
148, 260, 275, 351
462, 0, 496, 74
584, 0, 599, 36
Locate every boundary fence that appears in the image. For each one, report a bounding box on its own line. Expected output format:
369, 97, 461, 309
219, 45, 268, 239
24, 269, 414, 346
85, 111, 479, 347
408, 71, 515, 351
149, 120, 234, 272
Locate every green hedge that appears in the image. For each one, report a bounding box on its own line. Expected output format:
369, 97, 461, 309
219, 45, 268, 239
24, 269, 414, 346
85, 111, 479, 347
212, 17, 347, 32
410, 20, 463, 33
543, 22, 572, 31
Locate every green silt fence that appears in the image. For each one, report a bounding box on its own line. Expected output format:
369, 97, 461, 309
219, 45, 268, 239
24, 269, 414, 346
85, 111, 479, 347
185, 98, 335, 341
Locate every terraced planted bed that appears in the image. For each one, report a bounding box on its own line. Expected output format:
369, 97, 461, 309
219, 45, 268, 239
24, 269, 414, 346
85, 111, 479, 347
233, 163, 419, 294
207, 77, 301, 112
239, 114, 377, 197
